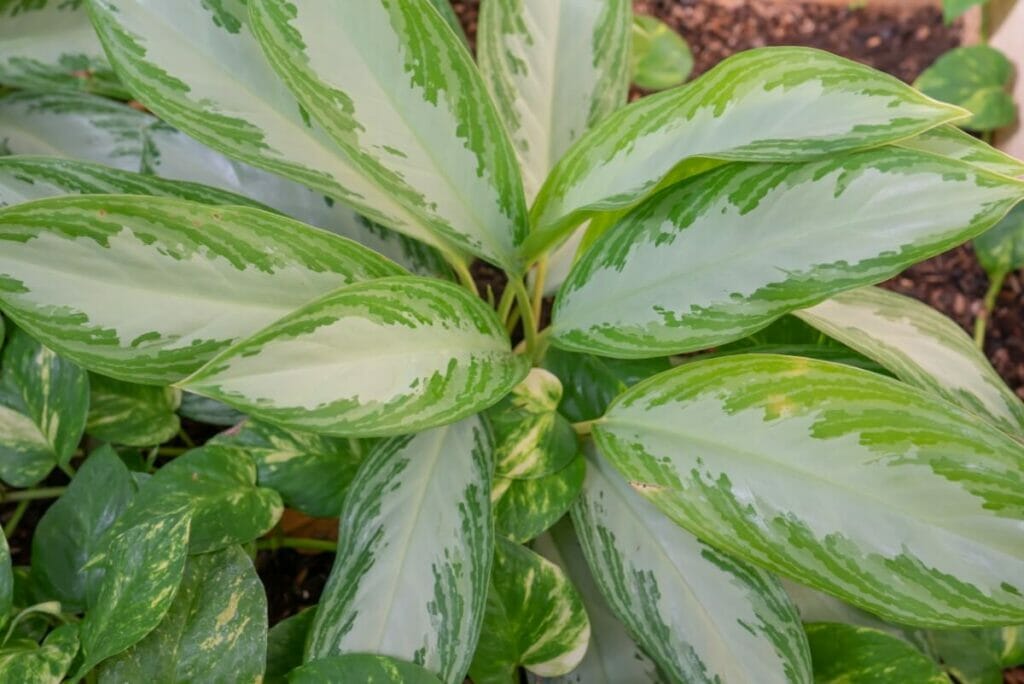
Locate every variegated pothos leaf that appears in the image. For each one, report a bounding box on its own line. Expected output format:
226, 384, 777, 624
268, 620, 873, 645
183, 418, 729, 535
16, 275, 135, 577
248, 0, 530, 271
469, 537, 590, 683
477, 0, 630, 201
97, 545, 267, 684
806, 623, 947, 684
551, 148, 1024, 358
525, 46, 967, 255
794, 286, 1024, 436
0, 194, 404, 384
78, 512, 191, 676
86, 373, 181, 447
572, 441, 812, 683
306, 416, 494, 684
183, 277, 528, 437
493, 454, 585, 543
0, 623, 79, 684
594, 354, 1024, 627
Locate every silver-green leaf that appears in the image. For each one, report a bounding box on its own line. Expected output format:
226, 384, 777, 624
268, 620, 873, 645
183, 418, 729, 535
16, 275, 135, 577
594, 354, 1024, 627
306, 416, 494, 684
182, 277, 528, 438
572, 441, 812, 683
0, 194, 404, 385
551, 148, 1024, 358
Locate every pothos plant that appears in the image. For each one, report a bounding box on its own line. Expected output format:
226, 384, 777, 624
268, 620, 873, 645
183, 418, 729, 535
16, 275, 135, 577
0, 0, 1023, 682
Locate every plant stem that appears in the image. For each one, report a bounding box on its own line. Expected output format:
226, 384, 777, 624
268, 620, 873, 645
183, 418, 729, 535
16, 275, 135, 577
58, 462, 76, 479
974, 269, 1006, 349
447, 255, 478, 296
496, 282, 517, 324
1, 486, 67, 503
531, 255, 549, 320
572, 419, 601, 436
255, 536, 337, 553
158, 446, 189, 457
509, 277, 538, 358
4, 500, 29, 537
178, 427, 196, 448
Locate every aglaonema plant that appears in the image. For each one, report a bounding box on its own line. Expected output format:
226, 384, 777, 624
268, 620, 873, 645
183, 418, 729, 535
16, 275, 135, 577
0, 0, 1022, 682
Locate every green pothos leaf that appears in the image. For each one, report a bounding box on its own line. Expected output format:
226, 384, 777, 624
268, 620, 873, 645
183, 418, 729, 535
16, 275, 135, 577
213, 420, 368, 518
266, 607, 315, 684
493, 454, 585, 543
0, 194, 405, 385
0, 623, 79, 684
913, 627, 1021, 684
630, 15, 693, 91
0, 0, 126, 98
805, 623, 947, 684
101, 444, 282, 554
469, 537, 590, 683
97, 546, 268, 684
306, 416, 494, 684
288, 654, 443, 684
488, 368, 578, 479
177, 393, 244, 428
541, 348, 670, 424
551, 149, 1024, 358
975, 202, 1024, 277
78, 512, 191, 676
915, 45, 1017, 132
942, 0, 986, 22
532, 518, 668, 684
30, 446, 135, 612
594, 354, 1024, 627
526, 46, 967, 255
573, 442, 812, 683
183, 277, 528, 438
86, 374, 181, 447
794, 286, 1024, 435
0, 325, 88, 486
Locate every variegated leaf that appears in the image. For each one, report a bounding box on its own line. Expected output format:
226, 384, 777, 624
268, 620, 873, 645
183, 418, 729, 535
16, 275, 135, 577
594, 354, 1024, 627
572, 441, 812, 683
248, 0, 530, 271
86, 374, 180, 447
266, 607, 315, 684
213, 420, 368, 518
306, 416, 493, 684
477, 0, 630, 201
551, 149, 1024, 358
0, 194, 404, 384
426, 0, 469, 48
531, 518, 667, 684
542, 347, 670, 423
914, 45, 1016, 133
914, 626, 1024, 684
31, 446, 135, 612
469, 537, 589, 683
0, 155, 266, 210
0, 325, 88, 486
806, 624, 947, 684
0, 91, 451, 278
289, 654, 443, 684
794, 286, 1024, 435
102, 444, 282, 554
86, 0, 458, 255
0, 623, 79, 684
898, 125, 1024, 177
0, 0, 124, 98
493, 454, 585, 543
97, 546, 267, 684
183, 277, 528, 438
525, 46, 967, 255
78, 512, 190, 676
489, 368, 578, 479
